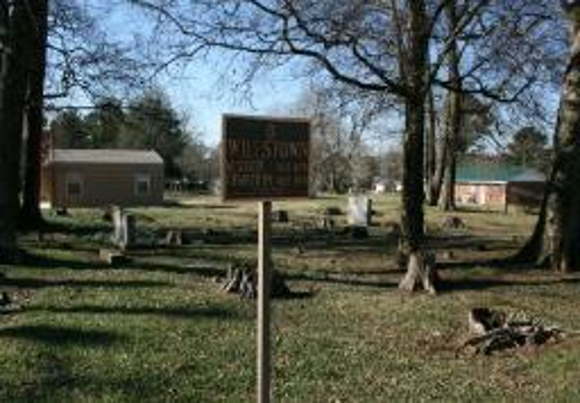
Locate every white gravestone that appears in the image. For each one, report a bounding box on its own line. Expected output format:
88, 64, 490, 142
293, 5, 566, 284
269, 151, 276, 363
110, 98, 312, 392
348, 196, 372, 226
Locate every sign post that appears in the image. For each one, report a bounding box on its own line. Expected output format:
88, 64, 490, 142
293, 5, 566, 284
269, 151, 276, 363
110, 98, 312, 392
257, 200, 272, 403
222, 115, 310, 403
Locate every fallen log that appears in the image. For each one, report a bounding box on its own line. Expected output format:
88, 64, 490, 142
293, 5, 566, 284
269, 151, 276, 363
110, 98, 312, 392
461, 308, 568, 355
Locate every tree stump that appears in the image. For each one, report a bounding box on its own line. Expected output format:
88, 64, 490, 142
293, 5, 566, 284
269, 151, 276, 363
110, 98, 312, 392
221, 262, 291, 299
272, 210, 289, 223
102, 206, 114, 222
462, 308, 565, 355
165, 230, 183, 246
99, 249, 129, 266
398, 250, 439, 294
318, 216, 335, 230
324, 207, 342, 216
350, 226, 368, 239
441, 216, 466, 230
55, 207, 69, 216
384, 221, 401, 236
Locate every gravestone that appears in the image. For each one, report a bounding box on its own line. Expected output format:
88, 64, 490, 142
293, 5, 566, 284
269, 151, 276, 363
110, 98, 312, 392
99, 249, 129, 266
111, 207, 136, 250
111, 206, 124, 246
347, 196, 372, 226
121, 214, 136, 250
272, 210, 289, 223
324, 206, 342, 216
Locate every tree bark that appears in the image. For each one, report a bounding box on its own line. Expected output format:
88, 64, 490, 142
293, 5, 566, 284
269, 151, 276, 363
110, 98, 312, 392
510, 154, 558, 266
430, 128, 447, 206
20, 0, 49, 228
516, 20, 580, 271
438, 0, 462, 212
0, 1, 31, 260
550, 20, 580, 271
398, 0, 438, 293
425, 85, 439, 205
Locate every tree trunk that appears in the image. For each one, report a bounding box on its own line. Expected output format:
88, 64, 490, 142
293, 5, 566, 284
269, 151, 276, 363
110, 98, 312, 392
438, 147, 457, 211
430, 130, 447, 205
0, 2, 31, 261
425, 85, 438, 205
438, 0, 462, 212
550, 20, 580, 271
517, 20, 580, 271
20, 0, 49, 228
510, 155, 558, 266
398, 0, 438, 293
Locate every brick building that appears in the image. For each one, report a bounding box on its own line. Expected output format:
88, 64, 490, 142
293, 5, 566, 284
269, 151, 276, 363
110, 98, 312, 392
455, 162, 546, 213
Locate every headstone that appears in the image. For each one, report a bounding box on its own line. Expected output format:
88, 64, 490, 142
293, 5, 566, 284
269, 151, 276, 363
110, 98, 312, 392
350, 226, 368, 239
112, 206, 124, 246
102, 206, 113, 222
324, 207, 342, 216
55, 207, 69, 216
111, 208, 135, 250
99, 248, 128, 266
347, 196, 371, 226
121, 214, 136, 250
272, 210, 289, 223
441, 216, 466, 230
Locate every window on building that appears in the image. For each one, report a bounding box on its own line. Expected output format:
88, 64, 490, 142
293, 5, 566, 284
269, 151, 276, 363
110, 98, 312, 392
66, 174, 83, 197
135, 174, 151, 196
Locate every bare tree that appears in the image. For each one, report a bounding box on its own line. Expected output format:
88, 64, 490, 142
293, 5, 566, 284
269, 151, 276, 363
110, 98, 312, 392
514, 4, 580, 271
0, 1, 32, 260
21, 0, 49, 228
128, 0, 566, 291
289, 85, 385, 193
19, 0, 162, 229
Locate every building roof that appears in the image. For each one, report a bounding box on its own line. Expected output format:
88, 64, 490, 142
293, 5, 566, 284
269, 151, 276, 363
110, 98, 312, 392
49, 149, 164, 165
456, 162, 545, 183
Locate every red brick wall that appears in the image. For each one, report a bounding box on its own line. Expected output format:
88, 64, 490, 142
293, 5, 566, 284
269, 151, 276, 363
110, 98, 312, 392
455, 183, 506, 206
455, 181, 545, 210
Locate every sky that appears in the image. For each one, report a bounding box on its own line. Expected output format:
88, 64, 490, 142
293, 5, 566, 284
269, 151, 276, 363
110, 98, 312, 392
159, 63, 309, 147
64, 1, 312, 148
63, 1, 560, 154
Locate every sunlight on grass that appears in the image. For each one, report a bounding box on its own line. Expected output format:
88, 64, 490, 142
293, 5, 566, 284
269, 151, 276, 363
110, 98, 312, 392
2, 194, 579, 401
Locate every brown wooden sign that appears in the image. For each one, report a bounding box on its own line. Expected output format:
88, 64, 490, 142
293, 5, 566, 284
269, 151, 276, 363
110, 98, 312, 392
222, 114, 311, 201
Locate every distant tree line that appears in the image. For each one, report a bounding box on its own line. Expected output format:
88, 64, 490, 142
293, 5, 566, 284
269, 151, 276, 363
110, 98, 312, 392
49, 89, 219, 182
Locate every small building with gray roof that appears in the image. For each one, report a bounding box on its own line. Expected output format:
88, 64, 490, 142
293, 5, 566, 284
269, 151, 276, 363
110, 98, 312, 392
41, 149, 165, 208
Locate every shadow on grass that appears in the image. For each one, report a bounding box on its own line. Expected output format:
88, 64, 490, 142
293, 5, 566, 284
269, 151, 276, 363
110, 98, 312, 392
162, 200, 237, 209
0, 325, 126, 347
436, 258, 522, 270
131, 259, 224, 278
2, 277, 171, 289
427, 235, 518, 251
271, 290, 319, 300
285, 271, 398, 289
29, 304, 240, 319
16, 253, 106, 271
42, 220, 111, 237
439, 275, 580, 293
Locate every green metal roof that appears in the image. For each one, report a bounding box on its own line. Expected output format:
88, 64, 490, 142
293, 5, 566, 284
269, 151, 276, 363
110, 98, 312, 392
456, 162, 545, 182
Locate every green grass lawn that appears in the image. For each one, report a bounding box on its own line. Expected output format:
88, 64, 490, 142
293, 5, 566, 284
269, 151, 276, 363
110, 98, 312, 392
1, 194, 580, 402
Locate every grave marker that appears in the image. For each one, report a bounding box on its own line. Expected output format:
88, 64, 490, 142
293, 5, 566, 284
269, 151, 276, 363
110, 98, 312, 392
348, 195, 372, 226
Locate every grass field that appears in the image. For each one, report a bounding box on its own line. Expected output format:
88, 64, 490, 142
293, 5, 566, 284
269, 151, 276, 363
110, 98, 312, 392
1, 194, 580, 402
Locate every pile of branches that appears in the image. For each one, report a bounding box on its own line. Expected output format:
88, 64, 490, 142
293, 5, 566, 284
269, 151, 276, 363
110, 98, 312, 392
221, 261, 291, 299
461, 308, 569, 355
